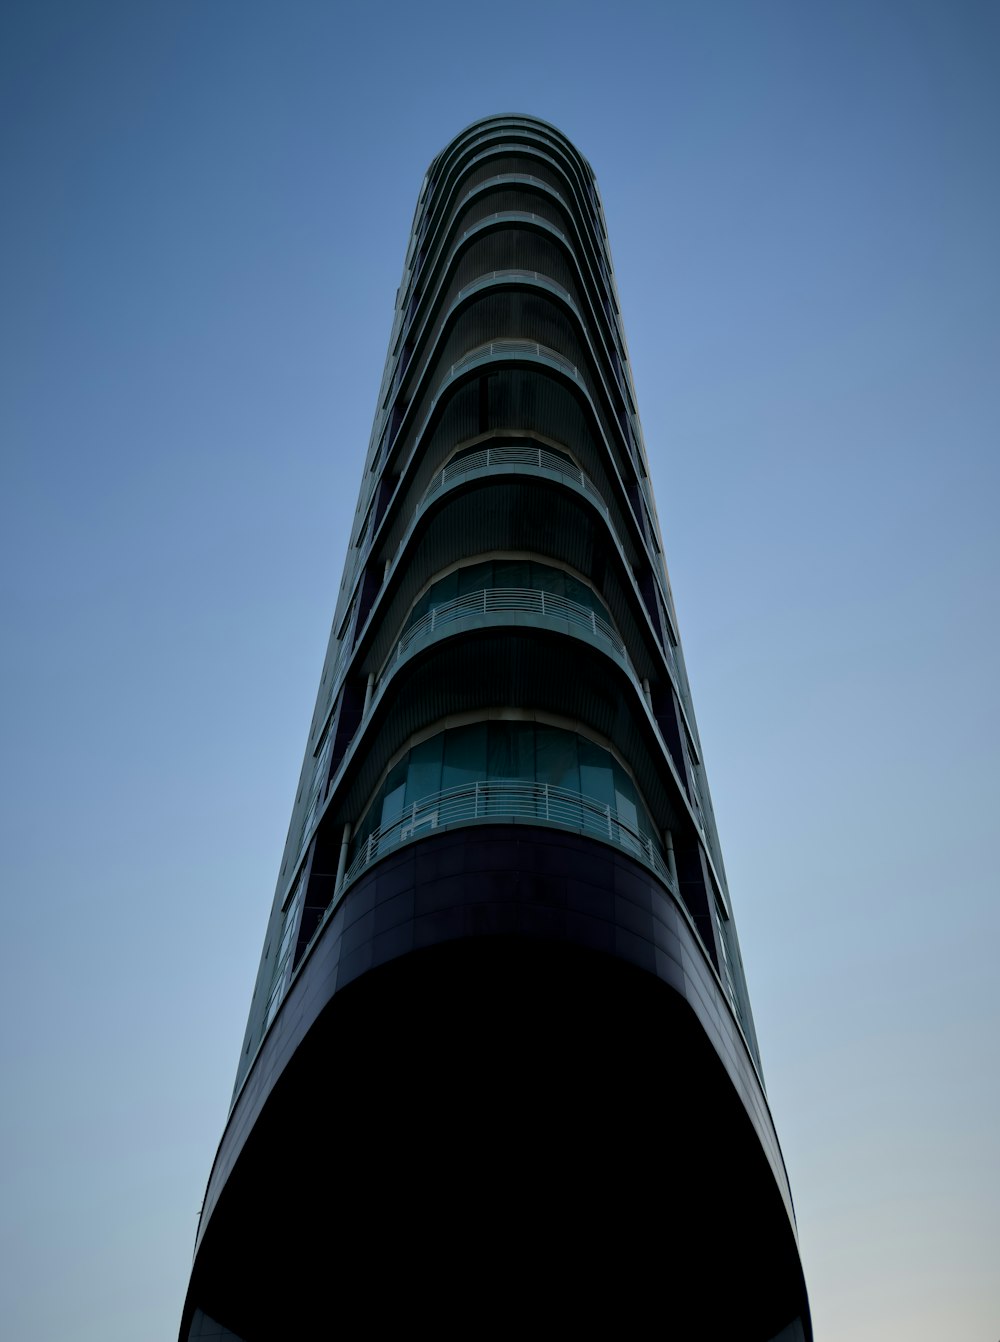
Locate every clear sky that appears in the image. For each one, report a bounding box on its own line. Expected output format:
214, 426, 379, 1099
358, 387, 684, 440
1, 2, 997, 1338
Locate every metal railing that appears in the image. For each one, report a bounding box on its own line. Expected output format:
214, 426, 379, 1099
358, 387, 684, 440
378, 586, 627, 688
422, 443, 610, 519
455, 269, 573, 306
454, 209, 568, 253
312, 451, 611, 739
456, 172, 568, 216
343, 778, 674, 892
450, 338, 579, 381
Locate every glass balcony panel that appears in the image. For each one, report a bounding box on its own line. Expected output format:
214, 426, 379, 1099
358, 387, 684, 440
457, 560, 491, 596
493, 557, 523, 589
535, 725, 580, 791
402, 560, 613, 641
380, 781, 406, 831
405, 733, 444, 807
345, 723, 669, 897
442, 722, 487, 790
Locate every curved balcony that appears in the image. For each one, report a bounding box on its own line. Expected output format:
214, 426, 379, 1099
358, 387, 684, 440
342, 778, 676, 899
406, 189, 574, 338
425, 131, 602, 271
445, 208, 571, 264
422, 440, 613, 527
454, 267, 575, 310
374, 586, 629, 692
313, 450, 657, 738
384, 269, 638, 516
450, 336, 579, 381
401, 181, 623, 396
329, 588, 710, 867
402, 263, 600, 413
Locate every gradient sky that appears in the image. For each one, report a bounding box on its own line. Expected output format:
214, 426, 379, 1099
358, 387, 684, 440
1, 3, 997, 1338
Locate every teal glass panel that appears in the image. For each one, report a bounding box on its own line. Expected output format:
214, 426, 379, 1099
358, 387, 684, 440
409, 588, 432, 625
442, 721, 487, 790
534, 561, 566, 599
405, 733, 443, 806
512, 721, 536, 780
612, 762, 643, 857
457, 561, 491, 596
486, 720, 514, 778
536, 726, 579, 790
578, 737, 615, 808
537, 725, 582, 828
380, 780, 406, 829
428, 569, 459, 608
564, 573, 589, 608
494, 558, 523, 590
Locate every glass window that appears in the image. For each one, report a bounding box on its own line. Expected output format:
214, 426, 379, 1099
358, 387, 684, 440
350, 723, 659, 877
533, 561, 565, 599
578, 737, 614, 808
457, 560, 491, 596
442, 721, 487, 791
377, 757, 408, 834
536, 726, 579, 791
512, 722, 536, 780
486, 721, 515, 779
494, 558, 524, 590
409, 589, 432, 625
563, 573, 590, 610
405, 734, 443, 807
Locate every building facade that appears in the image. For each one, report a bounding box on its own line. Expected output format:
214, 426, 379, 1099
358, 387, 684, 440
181, 115, 810, 1340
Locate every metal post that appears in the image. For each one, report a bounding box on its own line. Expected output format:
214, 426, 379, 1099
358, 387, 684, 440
334, 823, 352, 896
642, 677, 652, 709
362, 672, 375, 715
664, 829, 677, 889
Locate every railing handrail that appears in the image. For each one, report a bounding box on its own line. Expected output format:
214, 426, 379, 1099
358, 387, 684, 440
455, 171, 569, 218
316, 456, 612, 737
450, 338, 578, 380
343, 777, 673, 892
455, 269, 573, 306
422, 442, 609, 518
380, 585, 627, 686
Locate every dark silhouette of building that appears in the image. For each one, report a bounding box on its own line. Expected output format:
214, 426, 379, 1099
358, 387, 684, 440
180, 115, 811, 1340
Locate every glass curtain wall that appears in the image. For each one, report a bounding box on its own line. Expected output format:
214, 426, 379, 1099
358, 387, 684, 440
351, 720, 660, 872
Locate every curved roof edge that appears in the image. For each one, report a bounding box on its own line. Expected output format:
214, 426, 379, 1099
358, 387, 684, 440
429, 113, 596, 182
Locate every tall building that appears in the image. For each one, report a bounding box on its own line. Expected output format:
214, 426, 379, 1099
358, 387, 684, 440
181, 115, 810, 1340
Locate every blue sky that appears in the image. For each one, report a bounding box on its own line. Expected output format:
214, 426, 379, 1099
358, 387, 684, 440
1, 2, 997, 1338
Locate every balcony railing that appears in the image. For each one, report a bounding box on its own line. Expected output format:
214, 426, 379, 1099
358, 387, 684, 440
455, 269, 574, 307
422, 442, 610, 518
376, 586, 628, 690
457, 172, 569, 215
450, 337, 579, 381
343, 778, 674, 893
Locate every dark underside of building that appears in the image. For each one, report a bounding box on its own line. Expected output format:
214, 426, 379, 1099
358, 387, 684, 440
183, 831, 809, 1339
